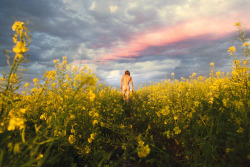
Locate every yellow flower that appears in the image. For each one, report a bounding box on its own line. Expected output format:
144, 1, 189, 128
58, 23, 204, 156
71, 128, 75, 134
90, 133, 96, 140
33, 78, 39, 83
40, 113, 46, 120
236, 127, 244, 133
92, 120, 98, 125
234, 22, 241, 27
12, 21, 24, 31
8, 117, 25, 131
52, 83, 57, 87
228, 46, 236, 53
68, 135, 75, 144
85, 146, 91, 154
13, 34, 18, 43
138, 140, 144, 147
137, 144, 150, 158
147, 124, 151, 130
20, 109, 26, 114
226, 148, 231, 154
89, 90, 96, 101
216, 70, 221, 77
13, 41, 28, 53
24, 83, 30, 88
70, 114, 75, 119
62, 60, 67, 65
88, 138, 92, 143
0, 77, 6, 83
243, 42, 249, 47
174, 126, 181, 134
54, 59, 58, 64
37, 153, 43, 160
166, 130, 170, 139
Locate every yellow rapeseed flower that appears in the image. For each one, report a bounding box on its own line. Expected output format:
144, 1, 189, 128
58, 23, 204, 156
92, 120, 98, 125
166, 130, 170, 139
40, 113, 46, 120
12, 21, 24, 31
226, 148, 231, 154
24, 83, 30, 88
85, 146, 91, 154
0, 77, 6, 83
88, 138, 92, 143
13, 34, 18, 43
174, 126, 181, 134
68, 135, 75, 144
137, 144, 150, 158
228, 46, 236, 53
89, 90, 96, 101
70, 114, 75, 119
54, 59, 58, 64
71, 128, 75, 134
33, 78, 39, 83
234, 22, 241, 27
90, 133, 96, 140
8, 117, 25, 131
20, 108, 26, 114
62, 60, 67, 66
243, 42, 249, 47
236, 127, 244, 133
36, 153, 43, 160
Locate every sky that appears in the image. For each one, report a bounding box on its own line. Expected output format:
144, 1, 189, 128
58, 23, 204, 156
0, 0, 250, 90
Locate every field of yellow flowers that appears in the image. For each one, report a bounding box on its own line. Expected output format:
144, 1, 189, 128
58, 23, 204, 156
0, 21, 249, 167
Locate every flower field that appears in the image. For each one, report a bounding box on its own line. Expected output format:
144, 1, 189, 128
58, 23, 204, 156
0, 21, 249, 167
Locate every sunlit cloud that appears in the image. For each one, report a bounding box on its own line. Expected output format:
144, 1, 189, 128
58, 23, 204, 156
109, 5, 118, 13
96, 13, 250, 62
1, 0, 250, 88
89, 1, 96, 10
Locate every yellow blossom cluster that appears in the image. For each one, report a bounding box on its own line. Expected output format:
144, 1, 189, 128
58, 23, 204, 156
7, 109, 26, 131
137, 137, 150, 158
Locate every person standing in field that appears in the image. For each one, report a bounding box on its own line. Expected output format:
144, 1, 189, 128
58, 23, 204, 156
120, 70, 134, 102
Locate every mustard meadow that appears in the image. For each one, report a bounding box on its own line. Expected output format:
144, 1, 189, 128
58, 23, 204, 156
0, 21, 249, 166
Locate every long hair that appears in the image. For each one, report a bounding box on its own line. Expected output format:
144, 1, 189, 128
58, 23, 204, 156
125, 70, 130, 76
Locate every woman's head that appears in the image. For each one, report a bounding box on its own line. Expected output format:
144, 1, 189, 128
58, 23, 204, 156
125, 70, 130, 76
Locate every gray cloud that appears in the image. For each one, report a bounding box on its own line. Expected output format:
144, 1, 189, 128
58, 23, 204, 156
0, 0, 249, 92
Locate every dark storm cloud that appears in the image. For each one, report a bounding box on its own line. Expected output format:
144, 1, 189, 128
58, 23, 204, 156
0, 0, 249, 90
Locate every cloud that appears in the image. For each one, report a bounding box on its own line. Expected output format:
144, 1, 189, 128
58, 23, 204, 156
96, 13, 250, 62
96, 58, 181, 88
107, 70, 121, 79
109, 5, 118, 13
1, 0, 250, 91
89, 1, 96, 10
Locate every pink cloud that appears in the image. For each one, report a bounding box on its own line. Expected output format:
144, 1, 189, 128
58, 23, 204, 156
73, 60, 89, 64
96, 14, 250, 62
